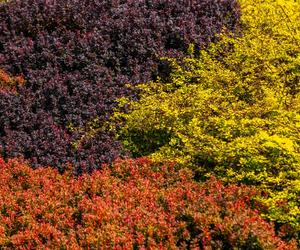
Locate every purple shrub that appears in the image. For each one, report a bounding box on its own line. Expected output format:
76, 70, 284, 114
0, 0, 240, 173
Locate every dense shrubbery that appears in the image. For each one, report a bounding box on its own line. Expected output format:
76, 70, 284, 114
116, 0, 300, 242
0, 0, 240, 173
0, 157, 297, 249
1, 0, 299, 247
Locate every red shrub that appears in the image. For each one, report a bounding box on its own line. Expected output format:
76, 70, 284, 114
0, 157, 297, 249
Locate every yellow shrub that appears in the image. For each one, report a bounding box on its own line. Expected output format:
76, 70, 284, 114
115, 0, 300, 240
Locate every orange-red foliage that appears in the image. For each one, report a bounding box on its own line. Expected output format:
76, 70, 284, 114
0, 69, 10, 83
0, 157, 296, 249
0, 69, 25, 93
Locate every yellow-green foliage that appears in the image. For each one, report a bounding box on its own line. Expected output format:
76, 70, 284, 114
67, 118, 114, 149
115, 0, 300, 239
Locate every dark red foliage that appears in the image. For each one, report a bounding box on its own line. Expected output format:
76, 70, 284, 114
0, 0, 240, 173
0, 157, 296, 249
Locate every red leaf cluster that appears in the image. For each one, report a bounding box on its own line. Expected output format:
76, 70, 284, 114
0, 157, 296, 249
0, 69, 25, 93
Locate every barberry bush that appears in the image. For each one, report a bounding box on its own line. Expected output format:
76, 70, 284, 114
115, 0, 300, 242
0, 157, 297, 249
0, 0, 240, 172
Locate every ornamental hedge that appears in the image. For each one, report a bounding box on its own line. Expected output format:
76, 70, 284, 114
115, 0, 300, 242
0, 0, 240, 173
0, 157, 297, 249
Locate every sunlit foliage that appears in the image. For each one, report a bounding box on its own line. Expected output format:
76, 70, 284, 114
116, 0, 300, 241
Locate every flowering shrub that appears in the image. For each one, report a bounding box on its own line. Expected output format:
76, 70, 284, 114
0, 157, 296, 249
0, 0, 240, 172
115, 0, 300, 242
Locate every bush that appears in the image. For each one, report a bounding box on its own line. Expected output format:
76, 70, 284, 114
0, 157, 297, 249
115, 0, 300, 242
0, 0, 240, 173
